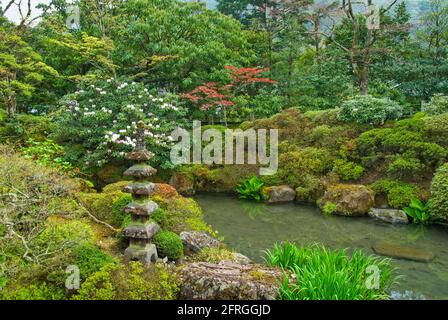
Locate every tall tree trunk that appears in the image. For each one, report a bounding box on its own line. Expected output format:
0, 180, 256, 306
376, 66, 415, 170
223, 108, 228, 127
359, 76, 369, 96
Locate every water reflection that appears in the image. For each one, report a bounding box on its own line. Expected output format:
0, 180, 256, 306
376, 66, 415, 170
195, 193, 448, 299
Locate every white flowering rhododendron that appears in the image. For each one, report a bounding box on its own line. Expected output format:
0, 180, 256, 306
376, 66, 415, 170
55, 79, 188, 170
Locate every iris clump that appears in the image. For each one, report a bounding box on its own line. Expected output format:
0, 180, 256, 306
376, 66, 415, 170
265, 242, 397, 300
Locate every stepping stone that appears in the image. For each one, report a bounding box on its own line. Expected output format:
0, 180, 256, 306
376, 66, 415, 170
123, 222, 160, 240
368, 208, 409, 224
123, 182, 156, 195
124, 201, 158, 216
124, 164, 157, 179
180, 231, 221, 254
372, 242, 435, 262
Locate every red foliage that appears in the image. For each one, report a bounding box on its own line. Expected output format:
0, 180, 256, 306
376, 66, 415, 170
181, 66, 275, 111
224, 66, 277, 86
181, 81, 234, 111
154, 183, 179, 199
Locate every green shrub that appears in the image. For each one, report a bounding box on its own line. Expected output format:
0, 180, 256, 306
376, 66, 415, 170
74, 244, 116, 279
370, 180, 420, 209
322, 202, 337, 216
0, 114, 55, 144
295, 175, 325, 203
112, 194, 133, 227
0, 146, 85, 284
338, 95, 403, 125
428, 163, 448, 223
153, 231, 184, 260
422, 94, 448, 116
151, 208, 168, 225
235, 176, 265, 201
332, 159, 364, 181
357, 123, 447, 174
265, 243, 396, 300
304, 109, 341, 126
387, 156, 423, 178
274, 147, 334, 188
151, 195, 214, 235
0, 282, 65, 300
77, 189, 127, 226
424, 113, 448, 147
22, 139, 74, 173
73, 262, 179, 300
37, 220, 94, 251
395, 115, 425, 131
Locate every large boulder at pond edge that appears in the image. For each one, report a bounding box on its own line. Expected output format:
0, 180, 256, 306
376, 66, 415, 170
262, 185, 296, 203
180, 260, 282, 300
368, 208, 409, 224
180, 231, 221, 254
169, 171, 195, 196
319, 184, 375, 216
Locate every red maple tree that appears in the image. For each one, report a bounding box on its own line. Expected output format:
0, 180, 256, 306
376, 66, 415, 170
224, 66, 277, 87
181, 82, 233, 111
181, 66, 276, 125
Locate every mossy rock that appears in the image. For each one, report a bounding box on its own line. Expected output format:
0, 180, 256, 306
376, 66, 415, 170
169, 171, 195, 196
94, 164, 129, 187
319, 184, 375, 217
102, 181, 130, 193
193, 164, 258, 193
77, 190, 126, 226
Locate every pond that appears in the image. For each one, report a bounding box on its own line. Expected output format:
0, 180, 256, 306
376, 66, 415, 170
195, 193, 448, 300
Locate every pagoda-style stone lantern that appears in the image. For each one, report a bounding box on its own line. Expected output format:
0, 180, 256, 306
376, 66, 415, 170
122, 121, 160, 264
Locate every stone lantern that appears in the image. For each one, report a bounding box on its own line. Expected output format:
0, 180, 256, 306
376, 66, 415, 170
122, 121, 160, 264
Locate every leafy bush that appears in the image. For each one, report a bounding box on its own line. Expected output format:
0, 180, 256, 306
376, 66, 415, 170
338, 95, 403, 125
304, 109, 341, 126
233, 89, 285, 119
332, 159, 364, 181
22, 139, 74, 173
112, 194, 133, 227
424, 113, 448, 147
0, 282, 65, 300
357, 121, 447, 175
387, 156, 423, 179
77, 184, 130, 226
273, 147, 334, 188
428, 163, 448, 223
153, 231, 184, 260
235, 176, 265, 201
54, 78, 188, 170
74, 244, 116, 280
0, 114, 55, 144
422, 94, 448, 116
0, 146, 84, 282
37, 220, 94, 251
265, 243, 396, 300
295, 175, 325, 203
370, 180, 420, 209
322, 202, 337, 216
73, 262, 179, 300
403, 198, 432, 224
151, 208, 168, 225
151, 194, 214, 235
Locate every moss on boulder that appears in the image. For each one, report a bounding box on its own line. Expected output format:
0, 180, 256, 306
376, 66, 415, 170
319, 184, 375, 216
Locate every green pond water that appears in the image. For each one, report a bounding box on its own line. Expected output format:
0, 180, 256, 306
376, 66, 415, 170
195, 193, 448, 300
